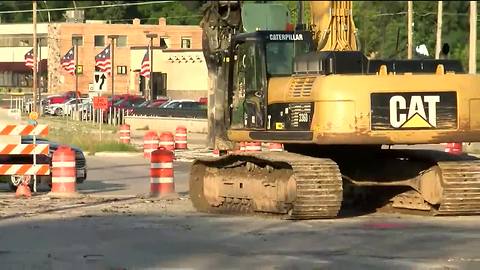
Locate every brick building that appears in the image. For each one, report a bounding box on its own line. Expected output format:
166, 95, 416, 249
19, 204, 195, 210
48, 18, 206, 98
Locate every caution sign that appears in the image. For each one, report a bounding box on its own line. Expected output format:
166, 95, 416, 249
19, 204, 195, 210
93, 96, 108, 110
371, 92, 457, 130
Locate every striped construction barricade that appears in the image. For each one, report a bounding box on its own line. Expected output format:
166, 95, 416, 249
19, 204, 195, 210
0, 124, 50, 194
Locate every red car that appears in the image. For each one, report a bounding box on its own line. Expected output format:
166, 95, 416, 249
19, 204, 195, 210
198, 97, 208, 105
49, 91, 81, 105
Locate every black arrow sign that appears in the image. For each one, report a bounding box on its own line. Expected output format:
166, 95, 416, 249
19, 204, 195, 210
99, 74, 106, 90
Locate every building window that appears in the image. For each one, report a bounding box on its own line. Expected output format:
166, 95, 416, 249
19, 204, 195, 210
181, 37, 191, 49
72, 35, 83, 46
117, 35, 127, 47
117, 66, 127, 75
94, 35, 105, 47
160, 37, 169, 49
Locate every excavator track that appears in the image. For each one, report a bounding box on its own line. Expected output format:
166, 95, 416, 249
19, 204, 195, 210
189, 152, 343, 219
436, 160, 480, 215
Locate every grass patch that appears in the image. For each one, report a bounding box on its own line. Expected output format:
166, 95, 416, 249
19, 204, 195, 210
45, 125, 139, 154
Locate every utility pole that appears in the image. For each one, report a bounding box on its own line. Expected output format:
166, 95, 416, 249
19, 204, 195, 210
469, 0, 477, 74
73, 36, 80, 112
107, 35, 118, 102
407, 1, 413, 59
32, 1, 37, 112
435, 1, 443, 59
38, 37, 42, 114
146, 33, 157, 101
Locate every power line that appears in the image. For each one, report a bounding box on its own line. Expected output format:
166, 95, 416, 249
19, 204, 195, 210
0, 1, 174, 14
373, 11, 469, 18
108, 15, 202, 23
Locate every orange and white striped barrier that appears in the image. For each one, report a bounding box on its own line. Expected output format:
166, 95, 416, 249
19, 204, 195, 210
239, 142, 246, 152
244, 142, 262, 152
445, 142, 463, 155
150, 148, 175, 196
0, 123, 51, 195
174, 126, 188, 150
49, 146, 78, 196
0, 124, 48, 136
268, 143, 284, 152
0, 164, 50, 175
143, 131, 159, 159
159, 132, 175, 152
119, 124, 131, 144
0, 144, 48, 155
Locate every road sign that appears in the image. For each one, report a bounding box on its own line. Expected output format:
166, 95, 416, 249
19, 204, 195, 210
93, 71, 108, 92
93, 96, 108, 110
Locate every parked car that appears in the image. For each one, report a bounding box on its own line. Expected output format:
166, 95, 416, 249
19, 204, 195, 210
46, 98, 90, 116
198, 97, 208, 105
137, 97, 170, 108
49, 91, 81, 105
160, 99, 204, 110
0, 137, 87, 191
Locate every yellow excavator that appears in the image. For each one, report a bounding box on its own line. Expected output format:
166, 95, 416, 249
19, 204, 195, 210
191, 1, 480, 219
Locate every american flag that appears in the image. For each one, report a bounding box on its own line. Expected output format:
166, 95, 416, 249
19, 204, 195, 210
140, 49, 150, 78
95, 44, 111, 75
24, 49, 34, 69
60, 47, 75, 75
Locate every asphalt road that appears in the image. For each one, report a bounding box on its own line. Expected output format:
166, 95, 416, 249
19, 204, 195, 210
79, 155, 191, 197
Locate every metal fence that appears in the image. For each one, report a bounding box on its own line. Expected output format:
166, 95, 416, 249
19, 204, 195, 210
8, 96, 129, 126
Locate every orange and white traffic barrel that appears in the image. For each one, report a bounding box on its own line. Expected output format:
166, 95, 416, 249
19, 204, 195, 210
150, 148, 175, 196
445, 142, 463, 155
244, 141, 262, 152
159, 132, 175, 152
143, 131, 159, 159
268, 142, 284, 152
119, 124, 131, 144
174, 126, 188, 150
239, 142, 246, 152
50, 146, 77, 196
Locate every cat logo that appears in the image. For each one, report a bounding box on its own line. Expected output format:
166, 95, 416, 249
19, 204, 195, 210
389, 95, 440, 128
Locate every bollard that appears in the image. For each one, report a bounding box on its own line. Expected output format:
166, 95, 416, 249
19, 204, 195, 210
268, 142, 284, 152
49, 146, 78, 197
150, 148, 175, 197
159, 132, 175, 152
119, 124, 131, 144
143, 131, 159, 159
244, 141, 262, 152
445, 142, 463, 155
174, 126, 188, 150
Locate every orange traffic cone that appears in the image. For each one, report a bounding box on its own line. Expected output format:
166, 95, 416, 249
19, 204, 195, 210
15, 181, 32, 198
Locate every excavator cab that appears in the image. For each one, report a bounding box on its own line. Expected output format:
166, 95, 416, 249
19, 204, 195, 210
227, 31, 314, 130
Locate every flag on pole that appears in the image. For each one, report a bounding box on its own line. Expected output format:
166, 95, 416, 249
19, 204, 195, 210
95, 44, 111, 75
140, 48, 150, 78
24, 49, 34, 69
60, 47, 75, 75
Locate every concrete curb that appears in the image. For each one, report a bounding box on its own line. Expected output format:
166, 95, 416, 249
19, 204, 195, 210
87, 151, 143, 157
